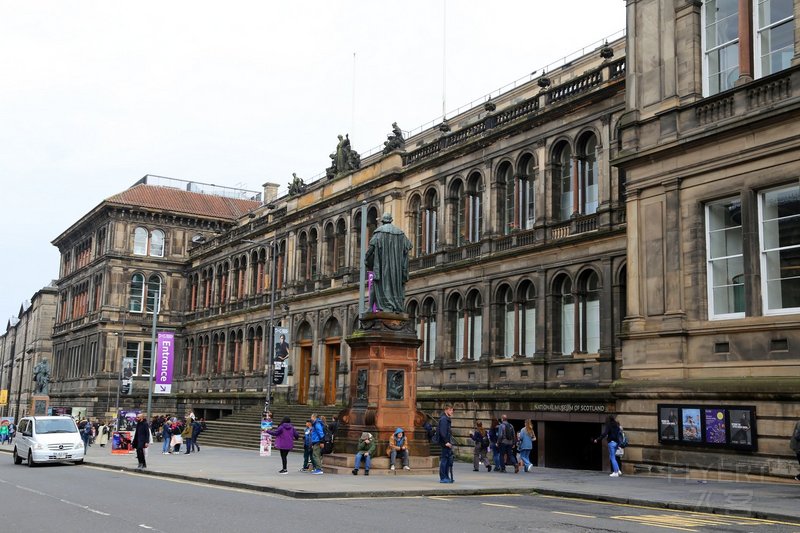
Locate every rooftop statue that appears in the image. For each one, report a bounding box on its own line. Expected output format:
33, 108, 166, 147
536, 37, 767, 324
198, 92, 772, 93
365, 213, 412, 314
382, 122, 405, 154
327, 134, 361, 178
288, 172, 306, 196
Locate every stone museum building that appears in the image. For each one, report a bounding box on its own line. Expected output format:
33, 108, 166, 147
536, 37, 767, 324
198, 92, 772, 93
3, 0, 800, 479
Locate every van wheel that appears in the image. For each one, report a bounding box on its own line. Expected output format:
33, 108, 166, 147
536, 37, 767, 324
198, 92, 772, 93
12, 448, 22, 465
27, 450, 35, 467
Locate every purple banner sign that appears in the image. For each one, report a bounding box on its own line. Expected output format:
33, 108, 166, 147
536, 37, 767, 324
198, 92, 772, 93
367, 271, 377, 312
154, 331, 174, 394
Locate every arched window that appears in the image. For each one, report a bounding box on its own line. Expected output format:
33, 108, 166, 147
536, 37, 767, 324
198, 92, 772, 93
146, 274, 162, 313
578, 271, 600, 353
448, 293, 465, 361
324, 223, 335, 276
407, 300, 420, 356
450, 179, 466, 246
309, 228, 319, 279
408, 195, 422, 256
335, 219, 346, 272
297, 231, 309, 281
518, 281, 537, 356
422, 297, 437, 363
466, 172, 483, 242
466, 290, 483, 359
555, 143, 574, 220
352, 211, 363, 267
133, 227, 148, 255
557, 276, 575, 355
422, 189, 438, 254
498, 285, 514, 357
129, 273, 144, 312
499, 162, 515, 234
518, 154, 537, 229
578, 133, 599, 215
150, 229, 165, 257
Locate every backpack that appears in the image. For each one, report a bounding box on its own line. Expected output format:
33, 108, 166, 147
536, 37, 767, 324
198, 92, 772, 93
619, 430, 629, 448
321, 423, 334, 454
430, 426, 440, 445
481, 433, 490, 448
503, 422, 515, 442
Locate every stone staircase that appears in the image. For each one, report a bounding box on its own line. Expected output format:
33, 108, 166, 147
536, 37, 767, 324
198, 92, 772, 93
200, 404, 342, 451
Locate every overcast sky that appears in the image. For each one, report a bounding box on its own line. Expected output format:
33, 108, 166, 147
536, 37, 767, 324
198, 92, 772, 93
0, 1, 625, 320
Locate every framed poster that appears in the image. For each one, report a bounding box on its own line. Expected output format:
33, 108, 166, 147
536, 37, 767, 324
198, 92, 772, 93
659, 407, 680, 441
704, 408, 727, 444
729, 408, 754, 448
681, 408, 701, 442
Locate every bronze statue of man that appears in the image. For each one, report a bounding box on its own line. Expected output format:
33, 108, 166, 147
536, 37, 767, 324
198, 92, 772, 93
32, 358, 50, 395
365, 213, 412, 313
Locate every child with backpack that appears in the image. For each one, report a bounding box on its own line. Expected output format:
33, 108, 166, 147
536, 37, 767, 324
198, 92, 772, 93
471, 421, 491, 471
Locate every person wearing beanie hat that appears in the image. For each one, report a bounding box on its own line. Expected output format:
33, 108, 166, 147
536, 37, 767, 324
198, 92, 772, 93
386, 427, 410, 471
352, 432, 376, 475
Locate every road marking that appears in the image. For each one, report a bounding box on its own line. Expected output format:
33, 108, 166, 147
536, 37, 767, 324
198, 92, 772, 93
539, 494, 800, 527
551, 511, 596, 519
481, 502, 517, 509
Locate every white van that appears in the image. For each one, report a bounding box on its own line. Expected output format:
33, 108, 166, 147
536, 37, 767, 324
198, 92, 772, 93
12, 416, 85, 466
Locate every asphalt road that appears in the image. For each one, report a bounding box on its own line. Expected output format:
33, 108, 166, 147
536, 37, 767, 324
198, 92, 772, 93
2, 460, 799, 533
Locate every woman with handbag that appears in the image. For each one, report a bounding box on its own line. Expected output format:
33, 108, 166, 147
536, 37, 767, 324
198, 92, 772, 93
593, 415, 623, 477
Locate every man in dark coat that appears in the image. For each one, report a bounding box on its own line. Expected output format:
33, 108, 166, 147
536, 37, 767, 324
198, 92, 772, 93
365, 213, 412, 313
133, 412, 150, 470
438, 404, 454, 483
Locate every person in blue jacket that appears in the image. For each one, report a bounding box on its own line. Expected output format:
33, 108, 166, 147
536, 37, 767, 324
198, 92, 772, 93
309, 413, 325, 474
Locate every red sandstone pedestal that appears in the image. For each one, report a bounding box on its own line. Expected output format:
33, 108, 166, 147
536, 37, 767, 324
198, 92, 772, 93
325, 312, 438, 474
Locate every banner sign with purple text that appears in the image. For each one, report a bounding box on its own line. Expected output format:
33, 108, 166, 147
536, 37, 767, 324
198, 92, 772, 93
154, 332, 175, 394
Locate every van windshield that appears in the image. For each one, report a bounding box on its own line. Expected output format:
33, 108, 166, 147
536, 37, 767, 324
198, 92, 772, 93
35, 419, 78, 434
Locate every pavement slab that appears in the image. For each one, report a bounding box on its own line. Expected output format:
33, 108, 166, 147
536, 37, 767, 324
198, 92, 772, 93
2, 442, 798, 521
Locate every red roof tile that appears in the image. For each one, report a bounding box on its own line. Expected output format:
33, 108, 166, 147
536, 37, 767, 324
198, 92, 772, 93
105, 184, 260, 220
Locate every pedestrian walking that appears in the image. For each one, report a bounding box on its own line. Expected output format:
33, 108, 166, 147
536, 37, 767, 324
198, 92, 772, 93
438, 403, 454, 483
471, 421, 490, 471
191, 418, 203, 452
497, 415, 518, 472
268, 416, 299, 474
488, 417, 500, 471
133, 412, 151, 470
518, 419, 537, 472
81, 418, 93, 452
96, 421, 110, 447
309, 413, 325, 474
594, 414, 623, 477
791, 418, 800, 481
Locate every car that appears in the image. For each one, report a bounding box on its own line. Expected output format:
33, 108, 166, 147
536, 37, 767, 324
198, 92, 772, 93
12, 416, 85, 467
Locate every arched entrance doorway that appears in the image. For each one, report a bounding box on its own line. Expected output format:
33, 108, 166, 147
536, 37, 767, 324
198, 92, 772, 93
322, 317, 341, 406
296, 321, 313, 404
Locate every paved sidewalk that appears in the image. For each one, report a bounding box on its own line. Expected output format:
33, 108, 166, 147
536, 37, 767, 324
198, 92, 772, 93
2, 442, 798, 521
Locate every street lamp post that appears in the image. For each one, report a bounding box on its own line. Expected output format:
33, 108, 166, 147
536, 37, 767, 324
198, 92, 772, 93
145, 293, 159, 420
265, 240, 277, 415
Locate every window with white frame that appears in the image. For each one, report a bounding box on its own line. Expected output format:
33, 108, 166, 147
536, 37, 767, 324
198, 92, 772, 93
759, 184, 800, 313
129, 274, 144, 312
702, 0, 795, 96
706, 198, 745, 318
150, 229, 165, 257
126, 340, 153, 376
755, 0, 794, 77
133, 227, 149, 255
